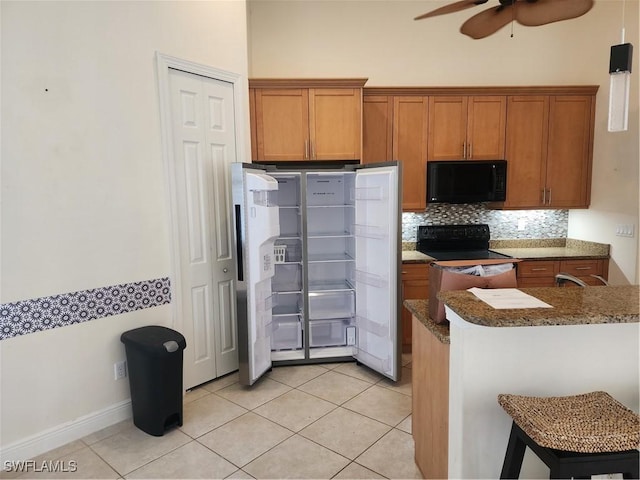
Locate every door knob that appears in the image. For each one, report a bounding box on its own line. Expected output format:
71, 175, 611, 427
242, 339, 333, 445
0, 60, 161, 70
223, 268, 228, 273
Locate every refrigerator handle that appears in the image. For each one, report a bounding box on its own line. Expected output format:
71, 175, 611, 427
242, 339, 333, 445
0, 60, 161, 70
234, 204, 244, 281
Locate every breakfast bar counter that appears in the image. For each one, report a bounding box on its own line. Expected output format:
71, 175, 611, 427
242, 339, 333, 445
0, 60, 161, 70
406, 286, 639, 479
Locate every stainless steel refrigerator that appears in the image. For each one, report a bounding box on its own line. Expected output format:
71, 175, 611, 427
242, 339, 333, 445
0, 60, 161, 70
232, 162, 402, 386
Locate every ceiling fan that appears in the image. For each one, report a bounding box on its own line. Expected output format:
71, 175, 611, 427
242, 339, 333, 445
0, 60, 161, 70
414, 0, 595, 39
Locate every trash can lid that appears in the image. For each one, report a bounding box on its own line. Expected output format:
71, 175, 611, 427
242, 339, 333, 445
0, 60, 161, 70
120, 326, 186, 355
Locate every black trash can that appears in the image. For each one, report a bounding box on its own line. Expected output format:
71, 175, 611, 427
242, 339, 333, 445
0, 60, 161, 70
120, 326, 187, 436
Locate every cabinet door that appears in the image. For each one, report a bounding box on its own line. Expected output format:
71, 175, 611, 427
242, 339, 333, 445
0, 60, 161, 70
393, 97, 428, 211
428, 96, 467, 160
504, 96, 549, 208
362, 95, 393, 164
254, 89, 309, 161
516, 260, 559, 287
249, 88, 258, 161
309, 88, 362, 160
546, 96, 594, 208
467, 96, 506, 160
401, 263, 429, 352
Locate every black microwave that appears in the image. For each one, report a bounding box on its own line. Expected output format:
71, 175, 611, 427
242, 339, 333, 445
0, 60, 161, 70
426, 160, 507, 204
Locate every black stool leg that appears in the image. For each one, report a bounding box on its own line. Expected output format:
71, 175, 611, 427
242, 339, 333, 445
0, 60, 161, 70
501, 422, 527, 479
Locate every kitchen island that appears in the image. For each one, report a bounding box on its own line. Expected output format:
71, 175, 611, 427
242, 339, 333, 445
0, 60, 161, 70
405, 286, 639, 479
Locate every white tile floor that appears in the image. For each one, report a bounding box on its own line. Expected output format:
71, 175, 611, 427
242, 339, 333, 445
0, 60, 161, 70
4, 354, 422, 479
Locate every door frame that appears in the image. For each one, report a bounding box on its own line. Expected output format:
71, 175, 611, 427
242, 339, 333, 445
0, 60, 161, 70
155, 51, 248, 350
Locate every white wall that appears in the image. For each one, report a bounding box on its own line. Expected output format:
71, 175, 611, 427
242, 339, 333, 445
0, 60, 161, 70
1, 0, 249, 456
448, 310, 639, 479
248, 0, 640, 284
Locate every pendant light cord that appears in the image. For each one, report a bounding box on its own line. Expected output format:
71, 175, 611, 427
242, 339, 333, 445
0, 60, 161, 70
621, 0, 626, 43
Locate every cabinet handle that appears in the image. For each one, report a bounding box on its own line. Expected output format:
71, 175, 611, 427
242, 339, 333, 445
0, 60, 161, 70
574, 266, 592, 270
468, 143, 472, 159
311, 141, 316, 160
462, 142, 466, 159
542, 189, 546, 204
304, 140, 309, 160
531, 268, 548, 271
548, 188, 552, 205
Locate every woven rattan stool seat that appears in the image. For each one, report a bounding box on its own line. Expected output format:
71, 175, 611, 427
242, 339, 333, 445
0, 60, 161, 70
498, 391, 640, 454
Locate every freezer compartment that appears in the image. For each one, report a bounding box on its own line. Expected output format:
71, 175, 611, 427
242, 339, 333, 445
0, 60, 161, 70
271, 315, 303, 351
306, 173, 355, 206
272, 264, 302, 292
278, 207, 301, 237
309, 319, 352, 347
308, 291, 355, 320
272, 174, 301, 207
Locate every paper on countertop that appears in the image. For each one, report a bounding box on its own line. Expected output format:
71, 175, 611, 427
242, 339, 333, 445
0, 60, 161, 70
467, 287, 553, 309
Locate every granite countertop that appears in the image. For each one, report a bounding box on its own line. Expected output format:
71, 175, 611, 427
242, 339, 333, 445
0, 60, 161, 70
438, 285, 639, 328
403, 299, 450, 344
401, 238, 610, 263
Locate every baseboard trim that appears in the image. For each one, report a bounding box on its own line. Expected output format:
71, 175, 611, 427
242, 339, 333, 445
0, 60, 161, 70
0, 399, 132, 463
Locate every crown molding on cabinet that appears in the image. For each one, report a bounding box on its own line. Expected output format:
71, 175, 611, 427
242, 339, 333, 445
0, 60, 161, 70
249, 78, 368, 88
363, 85, 599, 96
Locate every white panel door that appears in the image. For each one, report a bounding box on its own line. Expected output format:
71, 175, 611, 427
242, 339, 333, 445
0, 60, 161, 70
169, 68, 238, 389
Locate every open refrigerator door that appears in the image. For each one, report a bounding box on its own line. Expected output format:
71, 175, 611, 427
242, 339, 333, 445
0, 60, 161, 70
233, 164, 280, 385
352, 163, 401, 381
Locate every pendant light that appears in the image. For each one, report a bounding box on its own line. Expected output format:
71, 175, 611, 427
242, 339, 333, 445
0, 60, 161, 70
608, 1, 633, 132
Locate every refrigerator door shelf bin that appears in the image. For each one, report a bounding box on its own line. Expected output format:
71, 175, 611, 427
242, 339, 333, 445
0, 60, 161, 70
271, 316, 303, 351
354, 224, 387, 240
353, 185, 385, 201
309, 319, 351, 347
354, 270, 388, 288
309, 291, 355, 320
356, 314, 389, 337
251, 189, 278, 207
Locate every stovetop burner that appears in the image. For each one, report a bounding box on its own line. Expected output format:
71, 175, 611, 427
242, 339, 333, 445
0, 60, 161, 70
416, 224, 511, 261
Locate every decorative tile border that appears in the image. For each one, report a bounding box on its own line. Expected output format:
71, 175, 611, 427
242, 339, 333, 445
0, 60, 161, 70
0, 278, 171, 340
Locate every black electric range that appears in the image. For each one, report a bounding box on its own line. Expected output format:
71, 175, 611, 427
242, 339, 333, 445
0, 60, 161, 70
416, 224, 512, 261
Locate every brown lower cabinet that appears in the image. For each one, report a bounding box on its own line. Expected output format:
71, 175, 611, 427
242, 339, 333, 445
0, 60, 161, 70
401, 263, 429, 352
517, 258, 609, 287
412, 315, 449, 479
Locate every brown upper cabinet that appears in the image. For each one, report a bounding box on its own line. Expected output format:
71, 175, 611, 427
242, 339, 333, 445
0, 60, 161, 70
505, 91, 596, 209
428, 96, 506, 161
363, 95, 428, 211
249, 79, 366, 161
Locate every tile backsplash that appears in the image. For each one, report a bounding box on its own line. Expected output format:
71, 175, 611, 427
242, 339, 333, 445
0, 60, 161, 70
402, 204, 568, 241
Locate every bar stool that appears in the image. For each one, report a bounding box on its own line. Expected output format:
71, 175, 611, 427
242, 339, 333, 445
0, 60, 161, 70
498, 391, 639, 479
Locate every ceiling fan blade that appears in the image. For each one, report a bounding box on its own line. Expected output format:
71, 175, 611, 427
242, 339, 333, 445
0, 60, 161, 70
516, 0, 594, 26
414, 0, 489, 20
460, 5, 514, 39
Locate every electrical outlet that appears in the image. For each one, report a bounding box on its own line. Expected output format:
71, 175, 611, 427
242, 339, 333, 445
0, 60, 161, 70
517, 218, 527, 231
114, 360, 127, 380
615, 224, 635, 237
